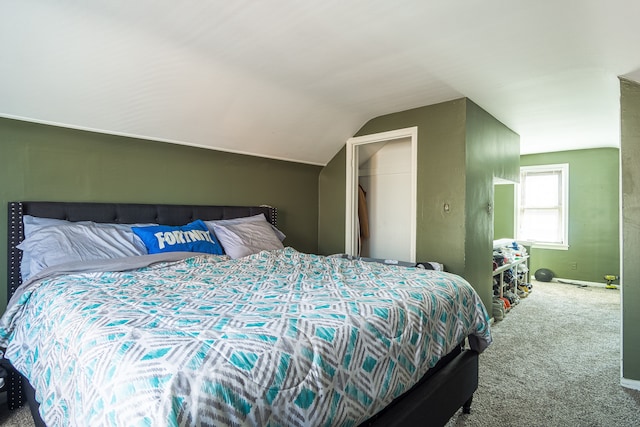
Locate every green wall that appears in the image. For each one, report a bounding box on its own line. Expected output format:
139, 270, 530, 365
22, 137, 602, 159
320, 99, 469, 268
517, 149, 620, 283
354, 99, 468, 274
318, 98, 520, 310
494, 183, 515, 239
0, 117, 322, 312
318, 146, 346, 255
319, 99, 468, 263
464, 100, 520, 310
621, 77, 640, 383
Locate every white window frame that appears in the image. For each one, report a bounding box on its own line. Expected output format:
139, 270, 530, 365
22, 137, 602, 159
516, 163, 569, 250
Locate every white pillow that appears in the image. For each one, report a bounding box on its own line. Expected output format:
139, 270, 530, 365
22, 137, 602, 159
210, 217, 284, 259
19, 217, 153, 280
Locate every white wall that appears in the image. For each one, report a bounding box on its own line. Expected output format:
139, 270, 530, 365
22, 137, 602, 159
359, 138, 411, 261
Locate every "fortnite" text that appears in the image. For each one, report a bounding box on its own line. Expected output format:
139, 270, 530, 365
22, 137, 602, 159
154, 229, 215, 249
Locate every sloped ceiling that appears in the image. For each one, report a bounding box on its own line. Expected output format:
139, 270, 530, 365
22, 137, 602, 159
2, 1, 639, 165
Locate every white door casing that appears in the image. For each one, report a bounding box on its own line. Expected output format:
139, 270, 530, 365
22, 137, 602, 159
345, 126, 417, 261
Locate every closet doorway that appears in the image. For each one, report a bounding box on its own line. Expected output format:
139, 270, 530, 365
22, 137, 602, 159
345, 127, 417, 262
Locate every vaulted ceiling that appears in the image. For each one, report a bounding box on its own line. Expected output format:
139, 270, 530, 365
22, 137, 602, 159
2, 1, 639, 165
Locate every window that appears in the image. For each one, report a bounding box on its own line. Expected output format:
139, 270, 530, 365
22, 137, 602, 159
516, 164, 569, 249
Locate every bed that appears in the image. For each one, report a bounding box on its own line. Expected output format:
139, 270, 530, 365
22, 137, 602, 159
2, 201, 492, 427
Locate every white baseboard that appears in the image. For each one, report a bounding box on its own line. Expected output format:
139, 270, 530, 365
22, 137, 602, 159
621, 377, 640, 391
550, 277, 614, 289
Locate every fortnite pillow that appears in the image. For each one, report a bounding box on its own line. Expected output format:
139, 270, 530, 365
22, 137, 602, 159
132, 220, 224, 255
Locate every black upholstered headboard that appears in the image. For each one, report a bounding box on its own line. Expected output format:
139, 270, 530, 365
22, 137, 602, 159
7, 201, 277, 302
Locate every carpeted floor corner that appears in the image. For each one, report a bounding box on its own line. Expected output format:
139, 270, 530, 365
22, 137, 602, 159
0, 400, 34, 427
447, 280, 640, 427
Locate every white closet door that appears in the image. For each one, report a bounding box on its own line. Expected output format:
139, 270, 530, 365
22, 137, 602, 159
359, 138, 411, 261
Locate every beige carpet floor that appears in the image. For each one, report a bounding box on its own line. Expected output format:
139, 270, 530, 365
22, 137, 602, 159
0, 399, 34, 426
447, 280, 640, 427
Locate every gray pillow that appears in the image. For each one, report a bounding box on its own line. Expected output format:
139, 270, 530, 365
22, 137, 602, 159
20, 215, 92, 281
203, 214, 286, 242
19, 216, 153, 280
209, 216, 284, 259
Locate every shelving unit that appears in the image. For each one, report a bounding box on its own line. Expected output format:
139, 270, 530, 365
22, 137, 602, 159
493, 256, 529, 298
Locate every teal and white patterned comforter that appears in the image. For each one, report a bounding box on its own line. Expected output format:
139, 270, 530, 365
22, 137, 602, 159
0, 248, 491, 427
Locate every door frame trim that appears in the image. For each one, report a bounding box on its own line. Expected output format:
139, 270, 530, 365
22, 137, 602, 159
345, 126, 418, 261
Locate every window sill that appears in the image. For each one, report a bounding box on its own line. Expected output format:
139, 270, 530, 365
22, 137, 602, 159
529, 243, 569, 250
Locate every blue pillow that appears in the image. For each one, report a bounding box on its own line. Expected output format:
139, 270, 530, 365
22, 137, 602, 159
132, 220, 224, 255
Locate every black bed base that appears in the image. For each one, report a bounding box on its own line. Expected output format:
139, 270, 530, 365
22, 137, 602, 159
13, 347, 478, 427
363, 348, 478, 426
6, 201, 479, 427
22, 376, 46, 427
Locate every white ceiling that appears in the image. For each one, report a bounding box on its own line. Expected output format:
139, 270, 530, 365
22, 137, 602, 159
2, 1, 639, 166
